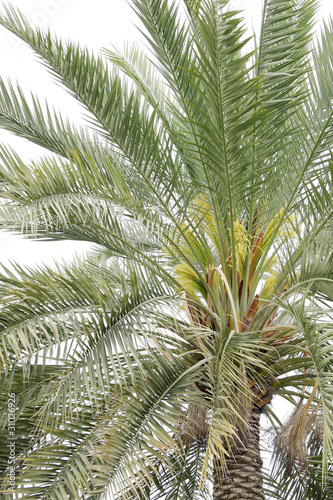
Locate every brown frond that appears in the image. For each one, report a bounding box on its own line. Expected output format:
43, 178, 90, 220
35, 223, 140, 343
275, 402, 319, 476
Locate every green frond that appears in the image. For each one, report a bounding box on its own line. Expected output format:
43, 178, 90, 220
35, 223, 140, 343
91, 359, 204, 499
0, 78, 96, 159
0, 6, 188, 215
273, 298, 333, 478
258, 0, 317, 112
102, 42, 172, 133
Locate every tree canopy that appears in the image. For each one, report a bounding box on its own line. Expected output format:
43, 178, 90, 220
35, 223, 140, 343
0, 0, 333, 498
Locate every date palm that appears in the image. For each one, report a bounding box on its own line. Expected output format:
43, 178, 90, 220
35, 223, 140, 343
0, 0, 333, 498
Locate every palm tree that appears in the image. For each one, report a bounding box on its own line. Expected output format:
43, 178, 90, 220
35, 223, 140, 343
0, 0, 333, 498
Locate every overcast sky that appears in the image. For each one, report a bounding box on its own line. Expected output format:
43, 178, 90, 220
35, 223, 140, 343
0, 0, 332, 267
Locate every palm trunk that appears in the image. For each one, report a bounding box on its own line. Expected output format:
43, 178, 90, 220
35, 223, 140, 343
213, 404, 265, 500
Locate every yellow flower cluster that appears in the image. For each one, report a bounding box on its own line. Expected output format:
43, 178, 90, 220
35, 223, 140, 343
230, 219, 250, 279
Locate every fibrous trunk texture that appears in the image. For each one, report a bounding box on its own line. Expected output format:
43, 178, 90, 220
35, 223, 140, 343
213, 404, 265, 500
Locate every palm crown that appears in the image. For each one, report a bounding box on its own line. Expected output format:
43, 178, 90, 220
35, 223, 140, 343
0, 0, 333, 498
